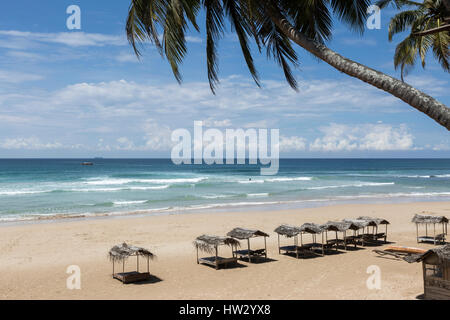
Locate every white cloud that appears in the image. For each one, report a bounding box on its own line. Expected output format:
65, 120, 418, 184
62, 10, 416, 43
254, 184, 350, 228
0, 70, 43, 83
310, 123, 415, 152
0, 137, 62, 150
142, 119, 174, 151
0, 30, 203, 49
0, 30, 126, 47
204, 118, 232, 127
116, 137, 136, 150
0, 77, 437, 154
34, 77, 404, 122
279, 135, 307, 151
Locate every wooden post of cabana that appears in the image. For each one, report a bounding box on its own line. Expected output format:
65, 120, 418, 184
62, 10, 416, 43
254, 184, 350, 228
215, 246, 219, 269
277, 234, 280, 254
264, 236, 267, 259
109, 242, 155, 284
194, 235, 240, 270
226, 227, 270, 262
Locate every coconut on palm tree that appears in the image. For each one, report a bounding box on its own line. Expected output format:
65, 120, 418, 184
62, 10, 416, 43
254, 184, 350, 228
126, 0, 450, 130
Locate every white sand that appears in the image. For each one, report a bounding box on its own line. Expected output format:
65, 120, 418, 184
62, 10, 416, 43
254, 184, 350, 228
0, 201, 448, 299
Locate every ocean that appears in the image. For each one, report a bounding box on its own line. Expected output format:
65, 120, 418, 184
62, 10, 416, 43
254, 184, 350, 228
0, 158, 449, 222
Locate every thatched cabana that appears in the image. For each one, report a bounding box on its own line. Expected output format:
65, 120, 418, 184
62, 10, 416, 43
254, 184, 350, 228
404, 244, 450, 300
274, 224, 304, 258
227, 227, 269, 262
109, 242, 155, 284
412, 213, 448, 245
299, 223, 331, 256
357, 216, 390, 243
194, 235, 240, 270
343, 217, 388, 245
321, 221, 361, 250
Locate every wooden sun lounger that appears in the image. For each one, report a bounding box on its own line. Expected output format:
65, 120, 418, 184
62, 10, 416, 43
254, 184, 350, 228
308, 242, 334, 255
374, 232, 387, 242
327, 238, 356, 250
113, 271, 151, 284
417, 233, 446, 245
197, 256, 238, 269
356, 233, 386, 246
279, 245, 318, 258
234, 248, 266, 260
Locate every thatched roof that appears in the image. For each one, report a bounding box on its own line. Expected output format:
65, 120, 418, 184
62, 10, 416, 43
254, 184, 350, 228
343, 218, 375, 228
404, 244, 450, 263
299, 223, 323, 234
227, 227, 269, 239
412, 213, 449, 224
194, 235, 240, 254
321, 221, 359, 232
109, 242, 155, 262
357, 216, 390, 225
274, 224, 302, 237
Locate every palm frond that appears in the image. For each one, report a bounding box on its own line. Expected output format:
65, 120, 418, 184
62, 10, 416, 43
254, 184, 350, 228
329, 0, 371, 34
204, 0, 225, 92
223, 0, 260, 87
431, 19, 450, 71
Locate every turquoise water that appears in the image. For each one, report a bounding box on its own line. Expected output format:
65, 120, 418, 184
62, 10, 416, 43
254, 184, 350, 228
0, 159, 449, 222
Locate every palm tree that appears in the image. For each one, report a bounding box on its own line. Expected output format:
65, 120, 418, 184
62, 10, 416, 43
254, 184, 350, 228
378, 0, 449, 81
126, 0, 450, 130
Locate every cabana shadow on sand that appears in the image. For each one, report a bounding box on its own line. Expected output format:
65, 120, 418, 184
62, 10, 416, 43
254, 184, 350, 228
109, 242, 155, 284
194, 235, 241, 270
227, 227, 269, 262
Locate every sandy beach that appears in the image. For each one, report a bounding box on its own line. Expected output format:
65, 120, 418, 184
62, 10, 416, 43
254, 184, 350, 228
0, 201, 448, 300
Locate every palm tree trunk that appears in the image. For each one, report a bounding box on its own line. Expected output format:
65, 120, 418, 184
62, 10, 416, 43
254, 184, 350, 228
268, 9, 450, 130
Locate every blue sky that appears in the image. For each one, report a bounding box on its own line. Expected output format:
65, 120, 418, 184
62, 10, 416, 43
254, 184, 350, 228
0, 0, 448, 158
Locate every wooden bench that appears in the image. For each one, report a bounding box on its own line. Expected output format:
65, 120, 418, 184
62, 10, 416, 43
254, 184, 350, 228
234, 248, 266, 261
113, 271, 151, 284
198, 256, 238, 269
418, 233, 446, 245
279, 245, 319, 258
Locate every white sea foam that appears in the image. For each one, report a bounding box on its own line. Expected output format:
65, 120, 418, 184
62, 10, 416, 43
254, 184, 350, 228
266, 177, 312, 182
238, 179, 265, 184
201, 194, 234, 199
84, 177, 206, 185
113, 200, 147, 206
238, 176, 312, 184
71, 185, 170, 192
307, 182, 395, 190
247, 193, 269, 197
0, 190, 47, 196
